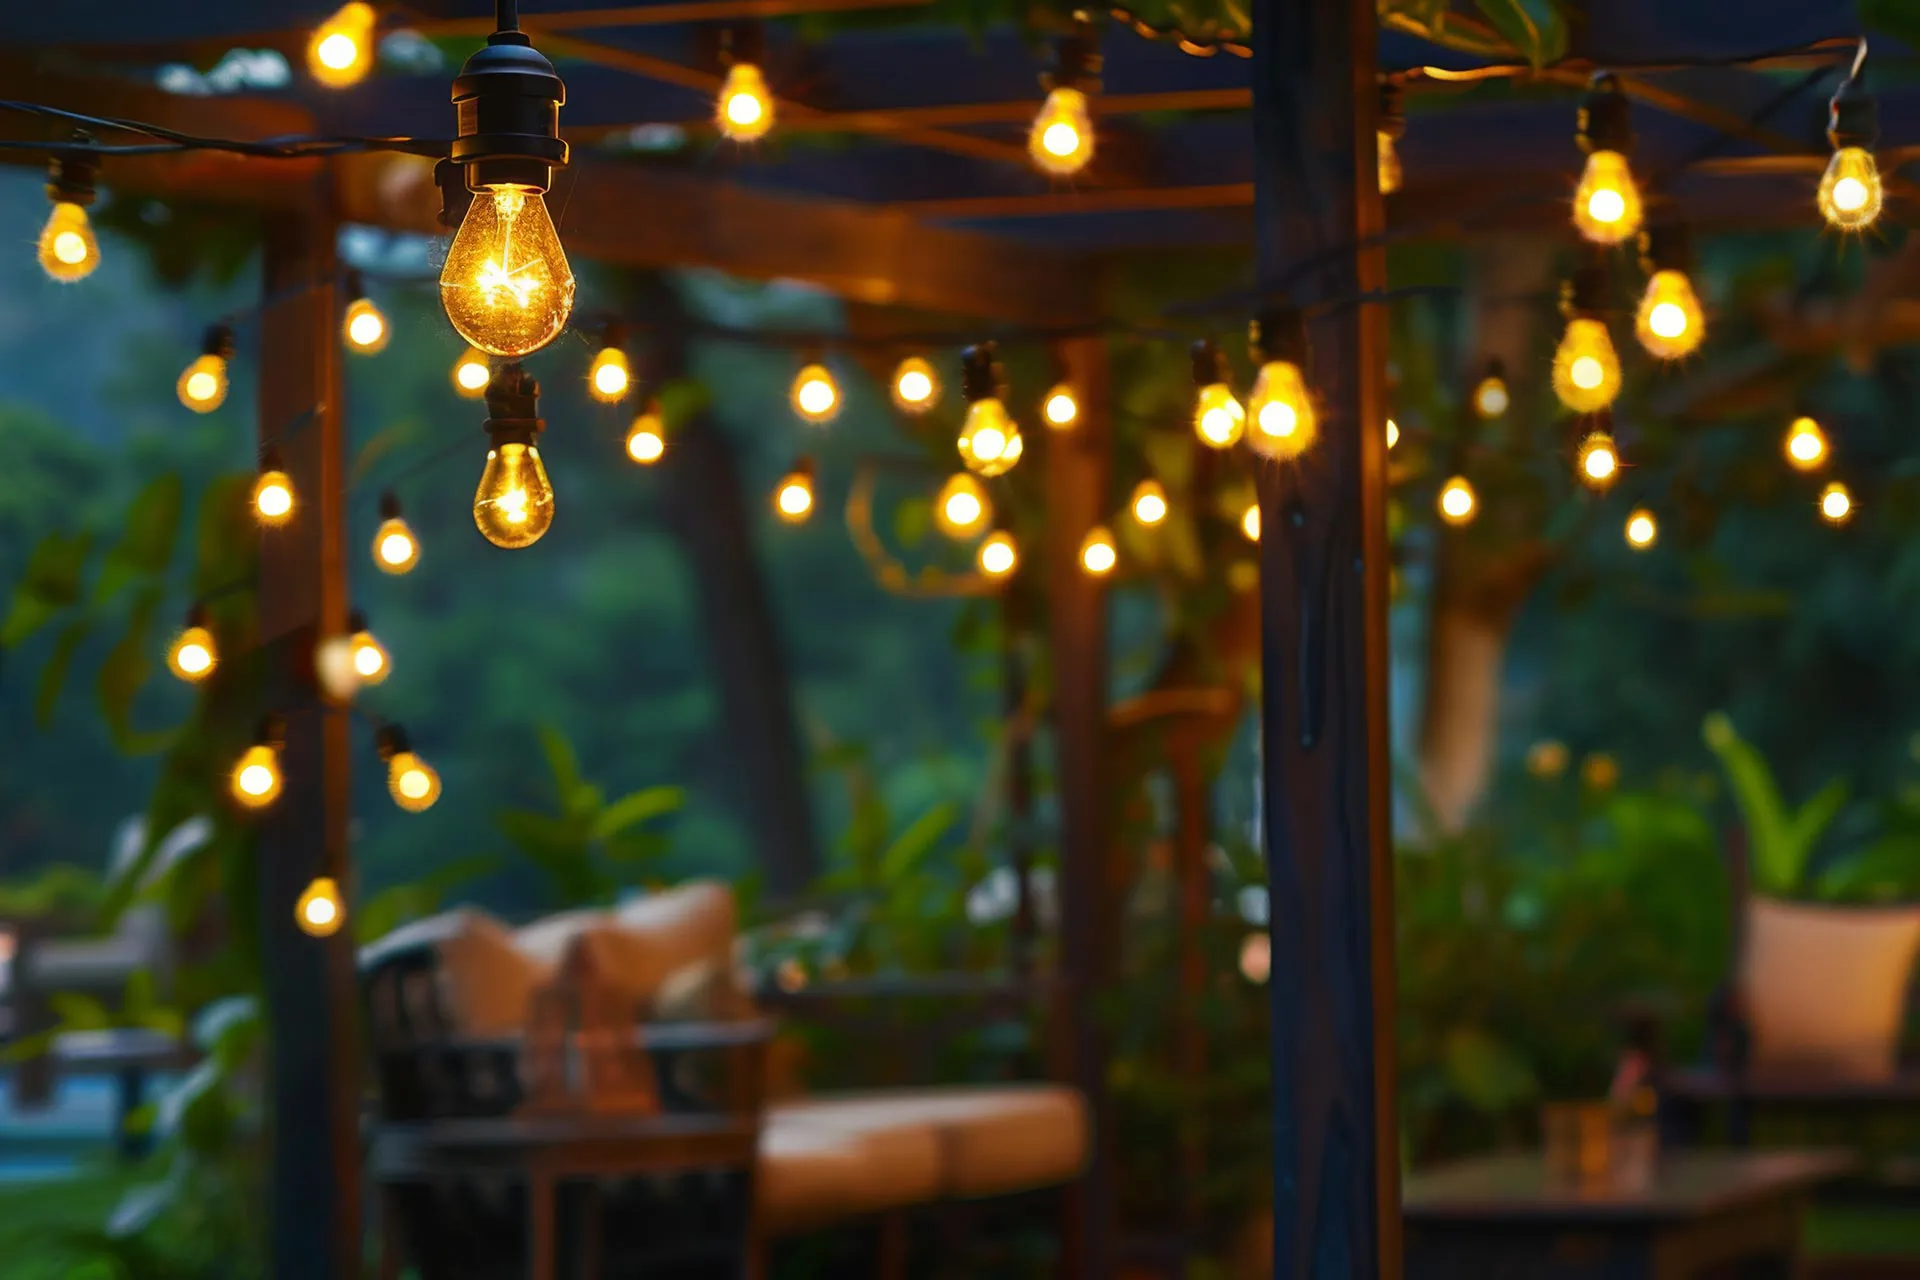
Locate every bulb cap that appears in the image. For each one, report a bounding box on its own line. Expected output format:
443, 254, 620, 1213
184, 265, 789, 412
376, 723, 411, 760
1638, 222, 1692, 275
1829, 72, 1878, 151
378, 490, 403, 521
1378, 80, 1406, 141
1042, 17, 1102, 94
450, 32, 569, 193
1191, 338, 1230, 388
483, 361, 546, 447
46, 136, 99, 208
960, 342, 1004, 404
203, 323, 236, 360
1560, 264, 1610, 321
1249, 305, 1307, 366
1578, 71, 1634, 155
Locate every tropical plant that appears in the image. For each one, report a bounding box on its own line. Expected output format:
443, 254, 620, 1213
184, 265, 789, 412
1702, 711, 1850, 899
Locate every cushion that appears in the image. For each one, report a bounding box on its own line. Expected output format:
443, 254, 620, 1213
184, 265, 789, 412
614, 880, 737, 980
758, 1106, 944, 1233
511, 908, 612, 969
361, 908, 550, 1037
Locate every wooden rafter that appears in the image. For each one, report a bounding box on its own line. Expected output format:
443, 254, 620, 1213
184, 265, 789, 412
409, 0, 931, 35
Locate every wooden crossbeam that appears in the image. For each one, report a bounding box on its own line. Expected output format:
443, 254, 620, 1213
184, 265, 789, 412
412, 0, 930, 35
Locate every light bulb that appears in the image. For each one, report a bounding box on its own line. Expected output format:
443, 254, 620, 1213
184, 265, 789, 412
1043, 384, 1079, 429
892, 357, 939, 414
1130, 479, 1168, 527
231, 744, 283, 809
1820, 482, 1853, 524
295, 877, 345, 937
440, 187, 575, 358
1378, 130, 1402, 195
38, 202, 98, 283
1819, 146, 1882, 231
717, 63, 774, 142
1635, 270, 1704, 360
343, 297, 388, 354
350, 626, 390, 685
387, 751, 442, 812
1438, 476, 1476, 526
791, 363, 839, 424
1247, 360, 1316, 459
452, 348, 491, 398
775, 467, 814, 523
1241, 503, 1260, 542
168, 624, 217, 683
957, 397, 1024, 477
1079, 526, 1117, 576
978, 531, 1018, 578
1193, 383, 1245, 449
1386, 419, 1400, 450
1625, 508, 1657, 549
307, 2, 374, 88
1577, 433, 1619, 488
588, 347, 630, 402
1552, 318, 1621, 413
1784, 416, 1827, 471
1572, 150, 1643, 245
1473, 373, 1510, 419
253, 470, 295, 526
473, 443, 555, 548
934, 473, 991, 538
626, 412, 665, 465
178, 354, 229, 413
373, 518, 419, 574
1030, 87, 1094, 176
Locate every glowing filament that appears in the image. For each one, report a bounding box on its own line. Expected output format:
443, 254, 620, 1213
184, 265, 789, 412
168, 626, 217, 682
453, 348, 491, 397
296, 877, 344, 936
1573, 150, 1643, 245
1438, 476, 1476, 526
1819, 147, 1882, 231
775, 470, 814, 522
473, 443, 555, 549
344, 298, 388, 354
978, 532, 1018, 578
718, 63, 774, 142
1820, 482, 1853, 524
892, 357, 939, 414
1131, 479, 1168, 527
958, 398, 1024, 477
178, 354, 229, 413
307, 3, 374, 88
1247, 361, 1316, 459
1552, 318, 1621, 413
791, 364, 839, 424
231, 744, 283, 809
626, 414, 666, 464
440, 186, 575, 358
1044, 385, 1079, 429
387, 752, 442, 812
38, 202, 98, 283
1625, 509, 1657, 549
373, 518, 419, 574
1577, 433, 1619, 488
1079, 526, 1117, 576
1785, 417, 1827, 471
1030, 87, 1094, 176
935, 473, 992, 538
1241, 504, 1260, 542
253, 471, 295, 526
1635, 270, 1704, 360
1194, 383, 1245, 448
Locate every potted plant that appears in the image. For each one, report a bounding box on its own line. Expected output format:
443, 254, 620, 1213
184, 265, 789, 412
1703, 713, 1920, 1079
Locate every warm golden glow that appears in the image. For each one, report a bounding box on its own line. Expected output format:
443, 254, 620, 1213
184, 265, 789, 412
1043, 384, 1079, 429
1572, 149, 1643, 245
295, 877, 345, 937
373, 518, 419, 574
168, 626, 217, 682
1247, 360, 1316, 459
1552, 318, 1622, 413
626, 414, 666, 464
1818, 146, 1882, 231
1820, 482, 1853, 524
343, 297, 388, 354
958, 397, 1024, 477
775, 470, 814, 522
38, 202, 99, 283
1625, 508, 1657, 549
1030, 87, 1094, 176
1079, 526, 1117, 576
1635, 269, 1704, 360
1241, 504, 1260, 542
1577, 433, 1618, 488
588, 347, 630, 402
473, 442, 555, 548
891, 357, 939, 414
253, 471, 295, 526
1193, 383, 1245, 448
934, 473, 991, 538
978, 531, 1018, 578
1526, 739, 1569, 778
178, 354, 228, 413
1438, 476, 1477, 526
453, 348, 491, 397
387, 751, 442, 812
440, 186, 575, 358
1386, 419, 1400, 450
791, 363, 839, 424
1377, 130, 1402, 195
1785, 417, 1827, 471
307, 3, 374, 88
1473, 374, 1510, 419
717, 63, 774, 142
1130, 479, 1168, 527
231, 744, 283, 809
351, 628, 390, 685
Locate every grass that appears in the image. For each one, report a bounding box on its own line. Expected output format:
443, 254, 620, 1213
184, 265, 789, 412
0, 1167, 139, 1279
1808, 1204, 1920, 1258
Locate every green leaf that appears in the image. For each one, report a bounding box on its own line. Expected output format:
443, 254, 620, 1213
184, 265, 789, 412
893, 495, 933, 550
193, 472, 257, 593
495, 807, 581, 860
656, 377, 712, 430
1472, 0, 1567, 67
879, 801, 959, 885
1, 530, 93, 648
35, 617, 91, 727
536, 723, 586, 805
592, 785, 684, 839
1442, 1026, 1540, 1113
94, 474, 183, 607
50, 992, 113, 1031
97, 583, 167, 754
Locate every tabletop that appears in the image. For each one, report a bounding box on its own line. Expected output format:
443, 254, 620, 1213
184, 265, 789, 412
1660, 1066, 1920, 1104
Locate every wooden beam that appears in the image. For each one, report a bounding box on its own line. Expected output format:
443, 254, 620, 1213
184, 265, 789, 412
413, 0, 930, 35
745, 87, 1253, 134
904, 182, 1253, 220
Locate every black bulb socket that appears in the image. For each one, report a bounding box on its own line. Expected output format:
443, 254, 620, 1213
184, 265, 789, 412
185, 602, 211, 629
1578, 71, 1634, 156
203, 323, 236, 360
259, 444, 286, 473
47, 137, 98, 209
601, 320, 628, 352
1250, 305, 1307, 367
255, 713, 286, 749
1560, 265, 1609, 321
378, 490, 403, 521
1480, 356, 1507, 383
960, 342, 1004, 404
1379, 80, 1406, 142
1191, 338, 1230, 389
1828, 72, 1878, 151
434, 156, 475, 230
376, 723, 410, 760
450, 30, 569, 195
1639, 223, 1692, 276
483, 361, 545, 448
1043, 16, 1102, 94
347, 608, 370, 635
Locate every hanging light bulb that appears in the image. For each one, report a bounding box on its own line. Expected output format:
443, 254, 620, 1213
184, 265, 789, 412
38, 145, 100, 283
1386, 419, 1400, 450
1030, 21, 1099, 176
178, 324, 234, 413
1246, 307, 1316, 459
308, 2, 375, 88
791, 362, 839, 425
1552, 266, 1621, 413
1784, 415, 1828, 471
347, 610, 391, 686
441, 19, 575, 356
774, 459, 815, 523
957, 343, 1024, 477
452, 346, 492, 398
1043, 383, 1080, 430
1471, 359, 1510, 419
1625, 508, 1658, 549
342, 275, 389, 355
1572, 73, 1642, 245
1437, 476, 1477, 526
1820, 482, 1854, 525
231, 718, 285, 810
1190, 340, 1244, 449
473, 363, 555, 549
295, 877, 346, 937
1079, 525, 1117, 577
978, 531, 1018, 579
934, 473, 992, 539
378, 725, 442, 813
253, 449, 295, 528
1819, 58, 1882, 231
626, 404, 666, 465
1634, 225, 1704, 360
167, 606, 217, 683
716, 49, 774, 143
372, 492, 420, 574
1130, 479, 1168, 527
1241, 503, 1261, 542
1378, 82, 1405, 195
1576, 428, 1619, 489
588, 325, 630, 402
891, 357, 939, 414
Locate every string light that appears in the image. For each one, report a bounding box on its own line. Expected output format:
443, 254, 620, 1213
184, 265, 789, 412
440, 16, 575, 356
1625, 508, 1657, 549
1471, 359, 1510, 419
791, 362, 839, 424
957, 343, 1024, 477
1079, 525, 1117, 576
1819, 56, 1882, 231
934, 472, 992, 538
1378, 82, 1404, 195
1043, 383, 1080, 429
1576, 429, 1619, 489
473, 363, 555, 549
253, 450, 295, 528
1784, 415, 1828, 471
775, 459, 815, 523
1030, 24, 1099, 176
167, 606, 217, 683
231, 719, 284, 810
626, 404, 666, 464
1190, 340, 1244, 449
452, 347, 491, 398
38, 147, 99, 283
372, 493, 419, 574
341, 274, 388, 355
1820, 481, 1853, 524
178, 324, 233, 413
891, 357, 939, 414
1386, 419, 1399, 449
1438, 476, 1477, 526
588, 326, 631, 402
717, 34, 774, 144
1552, 267, 1621, 413
378, 726, 442, 813
348, 611, 390, 686
307, 2, 375, 88
1246, 307, 1315, 460
978, 531, 1018, 578
295, 877, 345, 937
1635, 225, 1704, 360
1241, 503, 1260, 542
1130, 479, 1168, 526
1572, 73, 1642, 245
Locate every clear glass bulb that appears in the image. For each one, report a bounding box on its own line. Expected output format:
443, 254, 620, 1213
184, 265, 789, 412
1378, 130, 1402, 195
387, 751, 442, 812
791, 364, 839, 424
343, 297, 388, 353
1079, 525, 1117, 576
307, 2, 374, 88
626, 414, 666, 464
473, 442, 555, 548
253, 470, 295, 526
1241, 504, 1260, 542
1131, 479, 1168, 526
350, 628, 390, 685
1551, 318, 1621, 413
589, 347, 630, 402
1473, 374, 1510, 419
958, 398, 1024, 477
718, 63, 774, 142
1820, 482, 1853, 524
1784, 416, 1827, 471
1030, 87, 1094, 176
934, 473, 991, 538
232, 744, 283, 809
452, 348, 491, 398
1572, 149, 1643, 244
373, 517, 419, 574
1818, 146, 1882, 231
168, 625, 217, 682
1247, 360, 1317, 459
38, 201, 99, 283
295, 877, 345, 936
178, 354, 229, 413
1577, 432, 1618, 488
978, 531, 1017, 578
892, 358, 938, 414
1194, 383, 1245, 448
1438, 476, 1476, 526
1386, 419, 1400, 449
1043, 384, 1079, 429
775, 471, 814, 522
1635, 269, 1704, 360
1625, 508, 1657, 549
440, 187, 575, 358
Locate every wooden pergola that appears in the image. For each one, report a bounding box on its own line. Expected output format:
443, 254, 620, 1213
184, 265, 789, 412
7, 1, 1903, 1277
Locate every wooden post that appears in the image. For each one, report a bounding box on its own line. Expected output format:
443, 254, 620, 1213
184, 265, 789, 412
1250, 0, 1401, 1275
1046, 333, 1113, 1280
254, 208, 362, 1279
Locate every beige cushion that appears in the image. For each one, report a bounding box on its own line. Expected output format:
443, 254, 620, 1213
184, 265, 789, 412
362, 908, 550, 1037
614, 880, 737, 978
512, 909, 612, 969
759, 1106, 944, 1233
